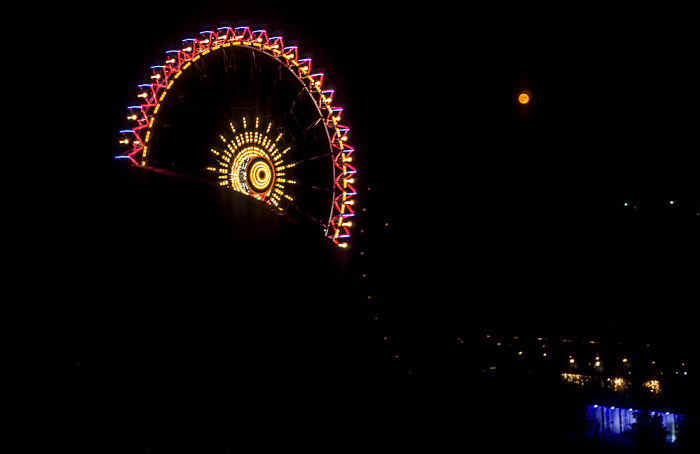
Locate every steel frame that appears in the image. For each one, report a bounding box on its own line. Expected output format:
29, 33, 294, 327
118, 26, 355, 247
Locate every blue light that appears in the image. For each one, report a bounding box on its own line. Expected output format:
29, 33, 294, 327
588, 404, 683, 443
115, 155, 130, 159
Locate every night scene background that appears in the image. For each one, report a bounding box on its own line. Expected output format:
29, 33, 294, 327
43, 1, 698, 452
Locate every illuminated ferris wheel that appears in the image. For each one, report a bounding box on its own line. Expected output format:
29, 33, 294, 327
117, 26, 356, 247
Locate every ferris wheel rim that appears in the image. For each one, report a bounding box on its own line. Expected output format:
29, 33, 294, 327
117, 25, 355, 248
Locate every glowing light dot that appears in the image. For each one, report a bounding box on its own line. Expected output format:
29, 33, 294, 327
518, 92, 530, 104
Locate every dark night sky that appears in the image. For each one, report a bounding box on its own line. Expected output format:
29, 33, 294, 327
39, 1, 698, 450
62, 1, 698, 338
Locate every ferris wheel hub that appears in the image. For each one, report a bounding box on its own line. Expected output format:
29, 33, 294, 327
246, 157, 274, 194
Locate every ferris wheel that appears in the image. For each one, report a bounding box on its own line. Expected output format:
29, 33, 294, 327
117, 26, 356, 248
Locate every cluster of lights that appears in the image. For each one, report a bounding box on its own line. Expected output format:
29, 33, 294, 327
117, 25, 355, 247
561, 373, 632, 392
643, 379, 661, 394
561, 372, 589, 387
476, 335, 690, 386
208, 117, 294, 209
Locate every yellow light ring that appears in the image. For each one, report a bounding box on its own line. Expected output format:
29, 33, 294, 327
247, 158, 274, 194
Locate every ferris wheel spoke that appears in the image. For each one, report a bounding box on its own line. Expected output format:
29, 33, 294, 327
286, 152, 332, 167
264, 65, 285, 108
301, 184, 333, 193
282, 197, 336, 229
293, 117, 323, 140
